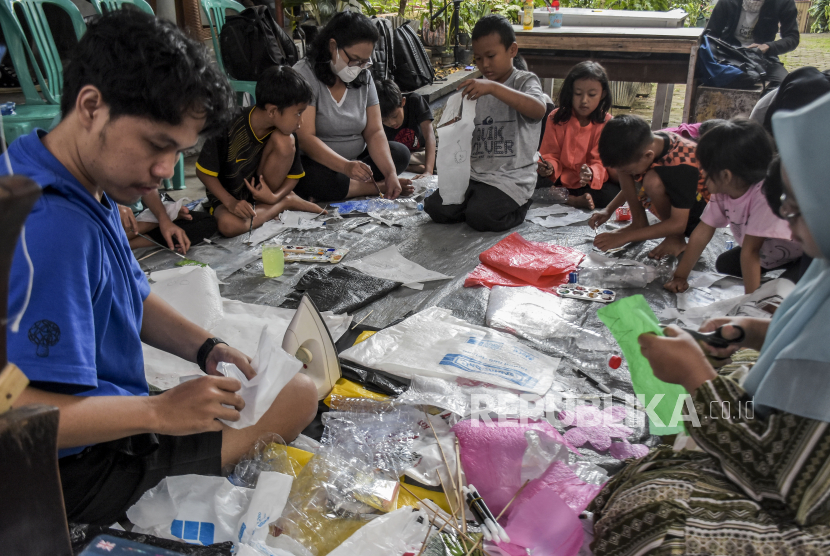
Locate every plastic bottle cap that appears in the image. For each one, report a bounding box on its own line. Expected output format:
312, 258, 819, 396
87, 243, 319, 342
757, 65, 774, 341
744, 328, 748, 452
608, 355, 622, 369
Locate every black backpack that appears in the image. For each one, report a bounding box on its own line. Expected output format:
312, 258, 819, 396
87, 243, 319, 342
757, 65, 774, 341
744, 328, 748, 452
220, 6, 298, 82
370, 17, 395, 82
696, 35, 769, 90
392, 22, 434, 92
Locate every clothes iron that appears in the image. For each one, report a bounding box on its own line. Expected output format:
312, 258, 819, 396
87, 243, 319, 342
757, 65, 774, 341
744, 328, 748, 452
282, 293, 341, 399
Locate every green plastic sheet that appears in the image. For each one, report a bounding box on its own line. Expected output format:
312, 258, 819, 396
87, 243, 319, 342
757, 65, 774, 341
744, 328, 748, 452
598, 295, 687, 435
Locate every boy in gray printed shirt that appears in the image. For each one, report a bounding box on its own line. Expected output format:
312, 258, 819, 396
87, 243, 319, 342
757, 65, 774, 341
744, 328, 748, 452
424, 15, 546, 232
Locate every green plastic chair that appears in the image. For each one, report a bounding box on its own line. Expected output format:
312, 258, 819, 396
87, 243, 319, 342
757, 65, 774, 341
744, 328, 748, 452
0, 0, 79, 143
88, 0, 185, 189
200, 0, 257, 104
90, 0, 153, 15
8, 0, 86, 99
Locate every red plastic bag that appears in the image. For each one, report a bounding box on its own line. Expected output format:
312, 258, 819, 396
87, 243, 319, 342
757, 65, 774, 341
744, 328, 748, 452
464, 233, 584, 292
464, 264, 569, 293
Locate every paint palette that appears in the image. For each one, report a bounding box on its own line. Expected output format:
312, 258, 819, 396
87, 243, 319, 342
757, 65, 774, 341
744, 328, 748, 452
282, 245, 349, 264
557, 285, 616, 303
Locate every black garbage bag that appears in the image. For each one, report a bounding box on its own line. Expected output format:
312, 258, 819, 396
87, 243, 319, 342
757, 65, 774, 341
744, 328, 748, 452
280, 266, 401, 314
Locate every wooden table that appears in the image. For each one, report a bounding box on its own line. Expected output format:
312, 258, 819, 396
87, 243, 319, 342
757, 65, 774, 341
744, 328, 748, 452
514, 25, 704, 129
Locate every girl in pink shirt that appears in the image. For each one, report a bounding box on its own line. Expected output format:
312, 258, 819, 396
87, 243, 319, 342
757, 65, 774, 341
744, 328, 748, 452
665, 119, 802, 294
537, 62, 619, 209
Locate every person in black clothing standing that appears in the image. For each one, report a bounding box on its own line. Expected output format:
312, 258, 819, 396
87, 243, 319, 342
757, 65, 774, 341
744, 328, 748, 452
705, 0, 799, 88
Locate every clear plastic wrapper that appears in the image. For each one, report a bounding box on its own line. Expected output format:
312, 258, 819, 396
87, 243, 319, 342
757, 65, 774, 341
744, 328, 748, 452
396, 375, 528, 418
321, 397, 422, 476
228, 434, 296, 488
577, 252, 673, 289
273, 448, 398, 555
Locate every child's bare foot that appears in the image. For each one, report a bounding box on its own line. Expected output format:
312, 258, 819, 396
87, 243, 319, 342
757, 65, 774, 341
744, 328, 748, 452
566, 193, 595, 210
379, 177, 415, 197
284, 192, 327, 215
648, 235, 686, 259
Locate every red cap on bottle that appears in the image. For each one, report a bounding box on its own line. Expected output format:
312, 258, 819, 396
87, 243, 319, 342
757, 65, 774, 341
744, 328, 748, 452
608, 355, 622, 369
553, 0, 560, 7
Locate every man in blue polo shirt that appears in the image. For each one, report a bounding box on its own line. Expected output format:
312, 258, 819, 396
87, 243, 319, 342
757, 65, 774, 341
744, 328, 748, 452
5, 11, 318, 525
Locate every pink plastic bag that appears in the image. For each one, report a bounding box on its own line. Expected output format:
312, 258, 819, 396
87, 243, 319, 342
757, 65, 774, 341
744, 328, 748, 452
464, 233, 584, 292
453, 419, 580, 518
496, 488, 584, 556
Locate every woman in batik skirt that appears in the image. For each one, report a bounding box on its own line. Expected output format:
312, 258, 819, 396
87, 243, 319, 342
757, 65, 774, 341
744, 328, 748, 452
588, 92, 830, 556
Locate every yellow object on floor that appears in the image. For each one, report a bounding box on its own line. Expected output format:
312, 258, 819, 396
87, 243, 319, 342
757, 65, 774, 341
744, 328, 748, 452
397, 481, 452, 514
323, 377, 389, 407
265, 443, 451, 513
354, 330, 377, 345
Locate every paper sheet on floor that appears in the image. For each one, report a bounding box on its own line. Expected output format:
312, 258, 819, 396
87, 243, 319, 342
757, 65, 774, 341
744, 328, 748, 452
245, 211, 327, 246
340, 306, 560, 395
143, 299, 351, 390
658, 278, 795, 328
342, 245, 452, 285
526, 205, 591, 228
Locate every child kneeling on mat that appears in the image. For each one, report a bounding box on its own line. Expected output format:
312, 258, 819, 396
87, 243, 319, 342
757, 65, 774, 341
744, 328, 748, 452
424, 14, 546, 232
537, 61, 620, 210
664, 119, 802, 294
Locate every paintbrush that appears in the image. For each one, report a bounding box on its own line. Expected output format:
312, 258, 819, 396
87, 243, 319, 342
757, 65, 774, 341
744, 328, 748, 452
135, 232, 187, 259
248, 201, 256, 241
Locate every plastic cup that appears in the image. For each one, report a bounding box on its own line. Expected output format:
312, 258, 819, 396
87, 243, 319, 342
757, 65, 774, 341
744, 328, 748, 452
262, 244, 284, 278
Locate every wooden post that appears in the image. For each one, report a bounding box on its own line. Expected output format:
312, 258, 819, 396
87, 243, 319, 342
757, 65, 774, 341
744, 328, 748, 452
0, 175, 72, 555
0, 175, 41, 367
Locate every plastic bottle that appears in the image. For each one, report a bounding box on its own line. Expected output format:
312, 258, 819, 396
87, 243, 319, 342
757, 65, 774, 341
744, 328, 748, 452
523, 0, 534, 30
549, 0, 563, 28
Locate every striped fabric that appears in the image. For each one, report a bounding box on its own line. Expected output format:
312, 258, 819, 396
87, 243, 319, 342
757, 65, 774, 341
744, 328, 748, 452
589, 376, 830, 555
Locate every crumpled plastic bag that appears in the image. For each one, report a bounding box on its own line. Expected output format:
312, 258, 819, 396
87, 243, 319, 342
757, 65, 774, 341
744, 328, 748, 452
127, 475, 254, 546
397, 375, 526, 418
339, 307, 560, 395
280, 266, 401, 314
465, 233, 584, 292
577, 252, 669, 289
453, 419, 578, 518
321, 397, 423, 476
149, 266, 224, 330
194, 326, 302, 430
325, 506, 428, 556
496, 487, 584, 556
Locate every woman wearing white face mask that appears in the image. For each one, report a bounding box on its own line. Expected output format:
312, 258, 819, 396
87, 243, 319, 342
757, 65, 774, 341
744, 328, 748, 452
292, 12, 414, 202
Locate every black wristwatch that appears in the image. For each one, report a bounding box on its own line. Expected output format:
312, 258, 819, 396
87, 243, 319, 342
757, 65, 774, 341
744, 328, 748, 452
197, 337, 227, 372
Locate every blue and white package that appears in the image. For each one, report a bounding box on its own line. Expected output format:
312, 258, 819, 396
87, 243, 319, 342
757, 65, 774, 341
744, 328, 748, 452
339, 307, 560, 395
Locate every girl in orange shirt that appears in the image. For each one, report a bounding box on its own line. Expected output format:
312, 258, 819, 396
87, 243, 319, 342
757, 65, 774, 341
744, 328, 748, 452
537, 62, 619, 209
